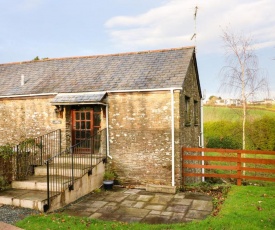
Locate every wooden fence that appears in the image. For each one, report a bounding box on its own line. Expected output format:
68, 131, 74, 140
182, 147, 275, 185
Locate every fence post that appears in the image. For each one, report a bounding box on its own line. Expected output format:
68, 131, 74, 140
237, 152, 242, 186
181, 148, 184, 187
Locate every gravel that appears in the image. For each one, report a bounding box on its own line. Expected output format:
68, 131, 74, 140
0, 205, 40, 225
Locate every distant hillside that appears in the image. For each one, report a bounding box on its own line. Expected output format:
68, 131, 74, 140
203, 106, 275, 150
204, 105, 275, 123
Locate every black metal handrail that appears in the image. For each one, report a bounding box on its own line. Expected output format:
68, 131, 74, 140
14, 129, 61, 180
2, 129, 61, 181
43, 128, 107, 212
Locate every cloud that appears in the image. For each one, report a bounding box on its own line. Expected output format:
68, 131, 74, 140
16, 0, 44, 11
105, 0, 195, 51
105, 0, 275, 53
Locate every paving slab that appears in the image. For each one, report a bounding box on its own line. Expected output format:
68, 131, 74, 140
142, 214, 171, 224
136, 194, 154, 202
150, 195, 173, 204
185, 210, 211, 220
120, 200, 136, 207
144, 204, 165, 211
191, 200, 213, 212
115, 207, 150, 218
171, 198, 193, 205
166, 204, 190, 213
170, 212, 185, 222
61, 187, 213, 224
133, 201, 145, 208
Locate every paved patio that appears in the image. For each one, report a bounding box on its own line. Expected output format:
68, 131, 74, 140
60, 187, 213, 224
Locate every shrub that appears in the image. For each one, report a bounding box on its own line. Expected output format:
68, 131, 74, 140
206, 136, 242, 149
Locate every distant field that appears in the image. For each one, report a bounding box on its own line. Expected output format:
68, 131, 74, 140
204, 105, 275, 122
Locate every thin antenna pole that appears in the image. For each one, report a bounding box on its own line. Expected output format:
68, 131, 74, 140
191, 5, 198, 52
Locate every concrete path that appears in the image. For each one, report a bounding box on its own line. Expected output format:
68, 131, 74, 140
61, 187, 213, 224
0, 222, 22, 230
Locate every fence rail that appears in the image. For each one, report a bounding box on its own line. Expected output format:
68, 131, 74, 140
182, 147, 275, 186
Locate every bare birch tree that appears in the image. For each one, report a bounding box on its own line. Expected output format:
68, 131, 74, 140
220, 29, 269, 150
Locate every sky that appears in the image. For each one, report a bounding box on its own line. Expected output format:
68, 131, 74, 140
0, 0, 274, 100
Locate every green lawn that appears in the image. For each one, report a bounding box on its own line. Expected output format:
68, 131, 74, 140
16, 185, 275, 230
204, 106, 275, 122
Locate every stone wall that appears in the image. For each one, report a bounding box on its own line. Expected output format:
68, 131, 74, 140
0, 96, 66, 147
107, 91, 176, 186
180, 57, 202, 184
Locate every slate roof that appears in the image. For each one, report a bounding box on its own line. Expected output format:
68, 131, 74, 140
0, 47, 195, 97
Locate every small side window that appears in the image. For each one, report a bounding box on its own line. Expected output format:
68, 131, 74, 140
185, 96, 191, 126
194, 100, 199, 126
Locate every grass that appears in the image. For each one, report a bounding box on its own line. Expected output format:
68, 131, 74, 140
16, 184, 275, 230
204, 106, 275, 122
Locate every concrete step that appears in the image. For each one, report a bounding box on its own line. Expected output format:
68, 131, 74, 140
11, 175, 77, 192
0, 188, 50, 211
0, 161, 105, 212
34, 163, 92, 177
54, 154, 105, 165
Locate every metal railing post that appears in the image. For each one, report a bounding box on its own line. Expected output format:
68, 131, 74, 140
89, 137, 93, 175
16, 145, 19, 180
45, 160, 50, 212
70, 146, 74, 190
59, 129, 61, 154
40, 136, 43, 165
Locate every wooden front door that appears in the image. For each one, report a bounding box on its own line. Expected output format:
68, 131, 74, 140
72, 107, 101, 153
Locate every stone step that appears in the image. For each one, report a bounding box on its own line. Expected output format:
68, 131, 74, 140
12, 175, 77, 192
34, 163, 92, 177
0, 188, 50, 211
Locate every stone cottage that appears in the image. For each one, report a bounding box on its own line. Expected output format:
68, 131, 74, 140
0, 47, 202, 188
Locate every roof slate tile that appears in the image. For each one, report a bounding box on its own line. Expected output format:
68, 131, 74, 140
0, 47, 194, 96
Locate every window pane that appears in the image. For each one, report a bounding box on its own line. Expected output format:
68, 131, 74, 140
86, 112, 90, 120
76, 131, 80, 138
81, 112, 85, 120
81, 131, 86, 138
185, 96, 191, 126
76, 122, 80, 130
194, 100, 199, 125
76, 112, 80, 120
86, 121, 90, 129
81, 121, 85, 129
